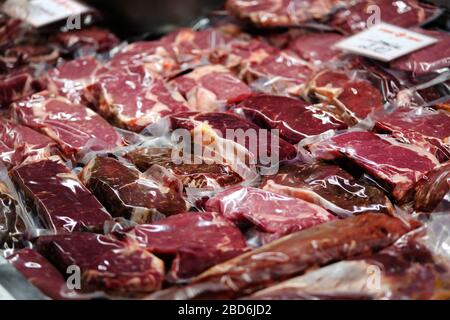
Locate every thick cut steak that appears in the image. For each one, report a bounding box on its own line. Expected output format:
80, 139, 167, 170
115, 212, 247, 281
124, 147, 244, 189
0, 72, 35, 108
0, 181, 24, 247
233, 94, 347, 144
7, 248, 67, 300
309, 131, 439, 202
45, 57, 102, 103
80, 156, 188, 223
414, 162, 450, 213
11, 157, 111, 232
390, 29, 450, 76
205, 186, 336, 243
11, 92, 123, 159
170, 111, 297, 162
329, 0, 438, 34
374, 107, 450, 162
226, 0, 347, 27
0, 118, 57, 168
87, 65, 190, 132
36, 233, 165, 295
242, 50, 312, 97
288, 32, 344, 65
261, 162, 394, 216
150, 213, 417, 299
309, 70, 384, 124
171, 64, 252, 112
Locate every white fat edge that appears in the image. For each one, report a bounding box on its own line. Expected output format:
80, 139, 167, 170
186, 86, 221, 112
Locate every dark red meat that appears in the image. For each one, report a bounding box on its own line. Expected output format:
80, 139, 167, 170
261, 161, 394, 216
233, 94, 347, 144
0, 72, 35, 108
288, 32, 344, 65
11, 157, 111, 232
309, 131, 439, 202
374, 107, 450, 162
0, 181, 24, 247
11, 92, 123, 159
414, 162, 450, 212
116, 212, 247, 281
36, 232, 165, 295
80, 156, 189, 223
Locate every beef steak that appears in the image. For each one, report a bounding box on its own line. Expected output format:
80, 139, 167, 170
414, 162, 450, 213
288, 32, 344, 65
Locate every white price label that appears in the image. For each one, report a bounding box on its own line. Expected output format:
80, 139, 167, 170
335, 23, 438, 62
2, 0, 91, 28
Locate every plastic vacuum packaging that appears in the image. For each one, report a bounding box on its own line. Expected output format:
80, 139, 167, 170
261, 161, 394, 217
328, 0, 442, 35
0, 180, 24, 248
149, 213, 418, 299
414, 162, 450, 213
373, 106, 450, 163
114, 212, 248, 282
80, 155, 190, 224
308, 130, 440, 202
10, 91, 123, 160
205, 186, 336, 245
11, 156, 112, 233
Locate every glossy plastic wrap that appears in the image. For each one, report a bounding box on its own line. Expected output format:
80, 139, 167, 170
414, 162, 450, 213
309, 131, 440, 202
114, 212, 248, 282
149, 213, 418, 299
11, 156, 111, 233
11, 92, 123, 160
171, 64, 252, 112
0, 181, 24, 248
205, 186, 336, 244
261, 161, 394, 217
80, 155, 190, 223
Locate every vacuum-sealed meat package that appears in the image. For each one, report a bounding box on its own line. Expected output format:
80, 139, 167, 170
414, 162, 450, 213
11, 157, 111, 232
309, 131, 439, 202
0, 180, 25, 248
80, 156, 189, 223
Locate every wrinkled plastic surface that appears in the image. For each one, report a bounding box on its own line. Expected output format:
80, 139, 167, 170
415, 162, 450, 213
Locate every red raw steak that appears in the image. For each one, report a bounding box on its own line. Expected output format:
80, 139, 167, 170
150, 213, 417, 299
309, 70, 384, 124
329, 0, 439, 34
116, 212, 247, 281
233, 94, 347, 144
0, 118, 57, 168
0, 72, 35, 108
171, 64, 252, 112
205, 186, 336, 243
170, 111, 298, 163
87, 64, 190, 132
45, 56, 102, 104
414, 162, 450, 212
36, 233, 164, 295
7, 248, 67, 300
11, 92, 122, 159
309, 131, 439, 202
0, 181, 24, 247
390, 29, 450, 76
374, 107, 450, 162
11, 157, 111, 232
261, 161, 394, 216
80, 156, 189, 223
288, 32, 344, 65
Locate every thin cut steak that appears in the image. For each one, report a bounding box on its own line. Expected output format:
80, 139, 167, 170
0, 118, 57, 168
80, 156, 189, 223
86, 65, 190, 132
205, 186, 336, 243
11, 92, 122, 159
36, 233, 165, 295
115, 212, 247, 281
374, 107, 450, 162
309, 131, 439, 202
150, 213, 418, 299
124, 147, 244, 189
7, 248, 67, 300
170, 111, 297, 162
11, 157, 111, 232
414, 162, 450, 213
261, 161, 394, 216
171, 64, 252, 112
329, 0, 438, 34
233, 94, 347, 144
288, 32, 344, 65
308, 70, 384, 124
